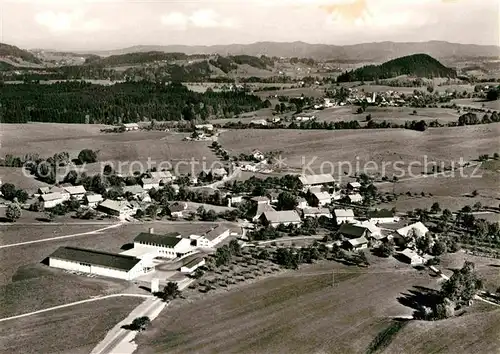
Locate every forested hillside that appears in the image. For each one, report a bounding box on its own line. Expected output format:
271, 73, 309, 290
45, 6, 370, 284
337, 54, 457, 82
0, 81, 268, 124
85, 51, 190, 66
0, 43, 41, 64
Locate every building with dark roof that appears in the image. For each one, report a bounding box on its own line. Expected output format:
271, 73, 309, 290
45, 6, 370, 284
338, 223, 371, 240
48, 246, 148, 280
367, 209, 400, 224
133, 228, 193, 259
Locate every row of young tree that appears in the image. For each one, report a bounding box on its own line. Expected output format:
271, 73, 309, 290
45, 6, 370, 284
0, 81, 267, 124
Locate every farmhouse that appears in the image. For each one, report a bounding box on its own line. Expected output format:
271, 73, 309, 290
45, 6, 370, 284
150, 171, 174, 184
298, 174, 335, 191
296, 197, 308, 209
169, 202, 187, 218
354, 220, 383, 240
338, 223, 371, 240
312, 191, 331, 206
260, 210, 302, 227
85, 193, 103, 208
302, 207, 332, 219
226, 194, 243, 207
98, 199, 138, 219
63, 185, 86, 200
140, 178, 160, 191
252, 150, 265, 161
39, 192, 64, 209
133, 230, 193, 259
368, 209, 400, 224
195, 124, 214, 131
347, 182, 361, 191
250, 196, 275, 221
203, 225, 231, 247
250, 119, 268, 126
345, 236, 369, 251
180, 258, 206, 273
348, 193, 363, 203
393, 222, 429, 245
334, 209, 355, 224
123, 185, 145, 198
399, 248, 425, 266
48, 246, 149, 280
122, 123, 140, 131
189, 234, 211, 248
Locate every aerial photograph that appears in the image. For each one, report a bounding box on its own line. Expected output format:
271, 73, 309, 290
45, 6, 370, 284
0, 0, 499, 353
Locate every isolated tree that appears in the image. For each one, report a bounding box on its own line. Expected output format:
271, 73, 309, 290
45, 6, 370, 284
486, 88, 499, 101
161, 282, 181, 301
473, 202, 482, 211
441, 208, 453, 222
276, 191, 297, 210
0, 183, 16, 201
471, 190, 479, 197
430, 202, 441, 214
378, 240, 395, 258
228, 239, 241, 255
5, 203, 21, 222
131, 316, 151, 332
63, 170, 79, 185
431, 240, 447, 256
77, 149, 98, 164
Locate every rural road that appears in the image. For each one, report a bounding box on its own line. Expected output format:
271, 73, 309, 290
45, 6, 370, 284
0, 223, 123, 249
0, 293, 153, 323
90, 297, 166, 354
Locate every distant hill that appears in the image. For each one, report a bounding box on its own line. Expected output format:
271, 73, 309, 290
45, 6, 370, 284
337, 54, 457, 81
0, 43, 42, 64
87, 41, 500, 62
85, 51, 192, 66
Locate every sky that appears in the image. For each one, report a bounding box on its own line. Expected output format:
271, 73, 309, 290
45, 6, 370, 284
1, 0, 499, 51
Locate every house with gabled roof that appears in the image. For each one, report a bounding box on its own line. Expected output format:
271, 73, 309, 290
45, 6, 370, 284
298, 174, 335, 191
334, 209, 355, 224
368, 209, 400, 224
260, 210, 302, 227
39, 192, 65, 209
98, 199, 138, 219
338, 223, 371, 240
63, 185, 86, 200
84, 194, 103, 208
133, 228, 193, 259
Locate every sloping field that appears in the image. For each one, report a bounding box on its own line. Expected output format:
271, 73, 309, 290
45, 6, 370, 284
383, 309, 500, 354
219, 124, 500, 180
1, 124, 218, 176
0, 297, 142, 354
136, 261, 441, 354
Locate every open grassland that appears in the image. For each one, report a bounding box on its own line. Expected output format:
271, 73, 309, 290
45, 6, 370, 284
136, 259, 444, 354
254, 86, 325, 99
0, 221, 231, 286
0, 167, 50, 191
313, 106, 460, 124
0, 297, 142, 354
383, 309, 500, 354
0, 264, 129, 318
0, 223, 111, 246
377, 168, 500, 212
452, 98, 500, 111
1, 124, 218, 177
219, 124, 500, 179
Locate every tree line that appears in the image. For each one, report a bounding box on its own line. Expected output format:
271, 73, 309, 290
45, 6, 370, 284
0, 81, 267, 124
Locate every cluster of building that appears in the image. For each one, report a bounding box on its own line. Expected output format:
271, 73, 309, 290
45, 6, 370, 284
47, 225, 233, 280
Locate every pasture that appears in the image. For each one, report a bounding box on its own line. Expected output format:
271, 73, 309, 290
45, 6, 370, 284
0, 124, 219, 188
219, 123, 500, 181
135, 256, 454, 354
0, 297, 142, 354
452, 98, 500, 111
313, 106, 460, 125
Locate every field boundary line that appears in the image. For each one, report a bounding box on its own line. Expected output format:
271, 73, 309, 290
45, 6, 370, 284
0, 293, 154, 323
0, 223, 123, 249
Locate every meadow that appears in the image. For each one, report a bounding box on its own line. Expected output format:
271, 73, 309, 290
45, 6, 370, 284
135, 252, 500, 354
0, 297, 142, 354
219, 123, 500, 180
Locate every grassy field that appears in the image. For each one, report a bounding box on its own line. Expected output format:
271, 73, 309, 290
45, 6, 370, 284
383, 309, 500, 354
0, 223, 111, 246
1, 124, 218, 180
135, 255, 449, 354
377, 168, 500, 212
219, 123, 500, 180
0, 297, 142, 354
452, 98, 500, 111
0, 264, 130, 318
312, 106, 460, 125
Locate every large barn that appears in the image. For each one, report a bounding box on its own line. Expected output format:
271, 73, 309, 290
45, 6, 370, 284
48, 246, 150, 280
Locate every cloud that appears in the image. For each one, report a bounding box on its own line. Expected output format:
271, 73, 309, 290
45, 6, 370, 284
34, 10, 103, 33
161, 9, 235, 29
